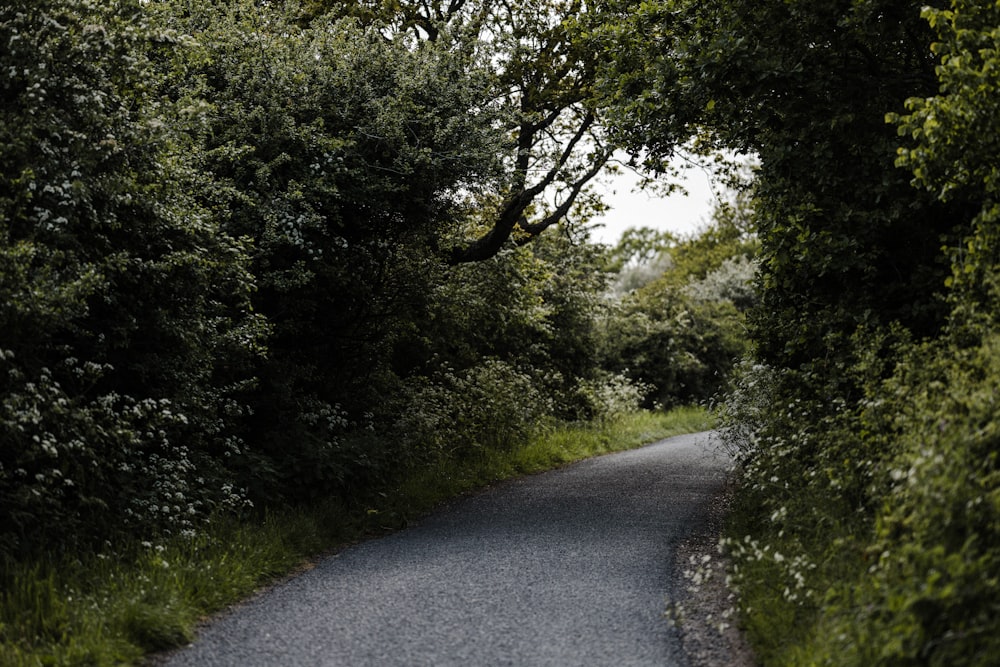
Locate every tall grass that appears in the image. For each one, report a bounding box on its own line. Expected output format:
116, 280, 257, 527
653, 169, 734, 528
0, 407, 713, 666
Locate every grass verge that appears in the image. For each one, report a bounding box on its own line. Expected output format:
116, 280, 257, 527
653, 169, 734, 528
0, 406, 713, 666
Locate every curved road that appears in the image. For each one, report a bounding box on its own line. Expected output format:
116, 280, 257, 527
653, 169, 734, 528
162, 431, 730, 667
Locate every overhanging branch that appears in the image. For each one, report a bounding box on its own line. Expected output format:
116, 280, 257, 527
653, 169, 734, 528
449, 114, 610, 263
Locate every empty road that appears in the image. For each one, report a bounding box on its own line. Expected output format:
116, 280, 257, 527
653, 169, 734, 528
161, 431, 730, 666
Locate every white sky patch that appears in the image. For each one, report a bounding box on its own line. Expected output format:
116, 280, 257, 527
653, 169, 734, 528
587, 157, 722, 246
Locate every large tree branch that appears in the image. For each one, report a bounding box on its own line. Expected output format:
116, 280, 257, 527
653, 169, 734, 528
519, 146, 610, 236
519, 110, 595, 201
449, 112, 605, 263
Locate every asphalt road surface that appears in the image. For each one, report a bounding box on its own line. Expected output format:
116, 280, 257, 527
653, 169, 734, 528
160, 431, 730, 667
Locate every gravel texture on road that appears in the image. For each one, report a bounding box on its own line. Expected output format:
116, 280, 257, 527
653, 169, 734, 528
160, 431, 732, 667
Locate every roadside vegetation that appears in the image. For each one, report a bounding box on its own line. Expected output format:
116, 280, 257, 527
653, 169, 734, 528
606, 0, 1000, 664
0, 407, 712, 666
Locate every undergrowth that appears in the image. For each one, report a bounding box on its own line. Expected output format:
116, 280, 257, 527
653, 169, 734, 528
0, 406, 712, 666
719, 329, 1000, 665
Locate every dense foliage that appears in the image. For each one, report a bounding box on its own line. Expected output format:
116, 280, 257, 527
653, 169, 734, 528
0, 0, 746, 567
602, 195, 757, 407
601, 0, 1000, 663
0, 0, 264, 556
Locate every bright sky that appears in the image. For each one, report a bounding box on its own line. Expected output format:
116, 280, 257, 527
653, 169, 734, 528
586, 156, 727, 246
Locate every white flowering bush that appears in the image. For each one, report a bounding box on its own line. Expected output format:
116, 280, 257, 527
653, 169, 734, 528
715, 348, 890, 663
681, 255, 758, 312
609, 253, 673, 295
396, 360, 553, 460
0, 0, 261, 557
0, 351, 249, 557
573, 372, 650, 421
714, 359, 777, 460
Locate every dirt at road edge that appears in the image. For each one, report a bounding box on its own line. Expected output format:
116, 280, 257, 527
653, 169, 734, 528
671, 480, 757, 667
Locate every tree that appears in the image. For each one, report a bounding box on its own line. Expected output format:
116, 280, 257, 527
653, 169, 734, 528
308, 0, 619, 263
891, 0, 1000, 322
149, 0, 514, 500
636, 3, 1000, 661
604, 0, 972, 372
606, 226, 675, 272
600, 197, 754, 406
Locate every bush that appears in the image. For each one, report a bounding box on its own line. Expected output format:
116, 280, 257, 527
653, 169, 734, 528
572, 372, 650, 421
0, 0, 262, 558
603, 289, 747, 407
395, 360, 553, 461
157, 1, 508, 503
795, 333, 1000, 666
0, 352, 252, 557
718, 319, 1000, 666
716, 345, 885, 665
682, 255, 758, 312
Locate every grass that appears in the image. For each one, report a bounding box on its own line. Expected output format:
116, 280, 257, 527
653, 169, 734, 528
396, 405, 713, 508
0, 406, 713, 666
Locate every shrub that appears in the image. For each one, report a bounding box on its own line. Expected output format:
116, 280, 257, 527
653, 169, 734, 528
682, 255, 758, 312
573, 372, 650, 421
395, 360, 554, 461
797, 333, 1000, 666
603, 289, 747, 407
0, 0, 261, 558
